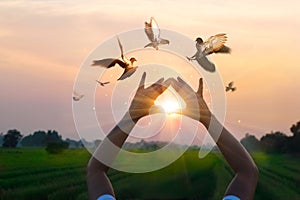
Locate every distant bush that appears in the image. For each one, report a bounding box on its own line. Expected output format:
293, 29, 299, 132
45, 141, 69, 154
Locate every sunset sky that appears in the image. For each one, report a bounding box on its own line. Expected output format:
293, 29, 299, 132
1, 0, 299, 142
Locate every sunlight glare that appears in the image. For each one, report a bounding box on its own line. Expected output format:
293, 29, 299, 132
154, 88, 185, 115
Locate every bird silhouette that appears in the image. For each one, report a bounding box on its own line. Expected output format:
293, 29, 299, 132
91, 36, 138, 80
187, 33, 231, 72
96, 80, 110, 87
225, 81, 236, 92
144, 17, 169, 50
73, 91, 84, 101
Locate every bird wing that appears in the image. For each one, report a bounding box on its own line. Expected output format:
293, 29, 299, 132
117, 36, 125, 60
203, 33, 227, 54
96, 80, 102, 84
150, 17, 160, 40
73, 92, 84, 101
91, 58, 127, 69
228, 81, 234, 87
195, 55, 216, 72
215, 45, 231, 54
117, 67, 138, 80
144, 20, 155, 42
144, 17, 160, 42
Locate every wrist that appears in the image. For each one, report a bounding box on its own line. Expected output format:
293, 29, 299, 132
128, 108, 146, 123
200, 111, 212, 129
117, 111, 138, 134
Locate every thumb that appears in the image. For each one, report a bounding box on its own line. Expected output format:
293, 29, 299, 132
196, 78, 203, 96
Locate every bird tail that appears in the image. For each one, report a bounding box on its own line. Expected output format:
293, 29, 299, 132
91, 61, 100, 66
160, 38, 169, 45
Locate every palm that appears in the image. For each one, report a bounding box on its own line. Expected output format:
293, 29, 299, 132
129, 73, 168, 122
165, 77, 211, 125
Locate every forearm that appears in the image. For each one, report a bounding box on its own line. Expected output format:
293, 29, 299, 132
88, 111, 136, 172
87, 111, 136, 199
203, 115, 258, 199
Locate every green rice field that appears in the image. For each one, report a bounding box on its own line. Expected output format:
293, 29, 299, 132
0, 148, 299, 200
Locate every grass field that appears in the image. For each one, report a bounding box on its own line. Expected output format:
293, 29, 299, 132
0, 148, 299, 200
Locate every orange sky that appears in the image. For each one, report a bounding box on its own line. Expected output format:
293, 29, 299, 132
0, 0, 299, 141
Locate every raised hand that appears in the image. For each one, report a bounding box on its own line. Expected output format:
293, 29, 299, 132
166, 76, 258, 200
165, 77, 211, 128
129, 72, 169, 123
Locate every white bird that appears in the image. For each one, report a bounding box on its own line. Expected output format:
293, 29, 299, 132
96, 80, 110, 87
73, 91, 84, 101
187, 33, 231, 72
91, 36, 138, 80
144, 17, 169, 50
225, 81, 236, 92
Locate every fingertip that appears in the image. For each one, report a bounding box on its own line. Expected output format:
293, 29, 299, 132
138, 72, 147, 88
199, 78, 203, 85
197, 78, 204, 95
156, 77, 164, 84
177, 76, 184, 82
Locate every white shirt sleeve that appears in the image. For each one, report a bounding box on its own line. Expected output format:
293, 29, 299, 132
97, 194, 116, 200
223, 195, 240, 200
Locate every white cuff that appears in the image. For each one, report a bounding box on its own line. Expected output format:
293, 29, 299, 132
97, 194, 116, 200
223, 195, 240, 200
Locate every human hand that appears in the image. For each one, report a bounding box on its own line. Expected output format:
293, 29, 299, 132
165, 77, 212, 128
129, 72, 169, 123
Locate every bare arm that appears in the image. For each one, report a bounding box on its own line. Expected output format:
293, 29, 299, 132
167, 77, 258, 200
87, 73, 169, 200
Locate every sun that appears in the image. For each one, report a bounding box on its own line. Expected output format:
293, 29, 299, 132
159, 99, 181, 114
154, 88, 185, 115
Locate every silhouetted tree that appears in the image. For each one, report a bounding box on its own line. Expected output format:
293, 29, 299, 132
45, 130, 61, 144
288, 121, 300, 153
0, 132, 3, 147
3, 129, 23, 148
290, 121, 300, 136
20, 130, 62, 147
241, 133, 261, 152
260, 131, 288, 153
20, 130, 47, 147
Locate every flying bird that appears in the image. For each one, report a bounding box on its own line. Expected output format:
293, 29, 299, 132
73, 91, 84, 101
91, 36, 138, 80
96, 80, 110, 87
187, 33, 231, 72
144, 17, 169, 50
225, 81, 236, 92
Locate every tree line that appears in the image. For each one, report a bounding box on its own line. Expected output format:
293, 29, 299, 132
241, 121, 300, 154
0, 129, 82, 153
1, 121, 299, 154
